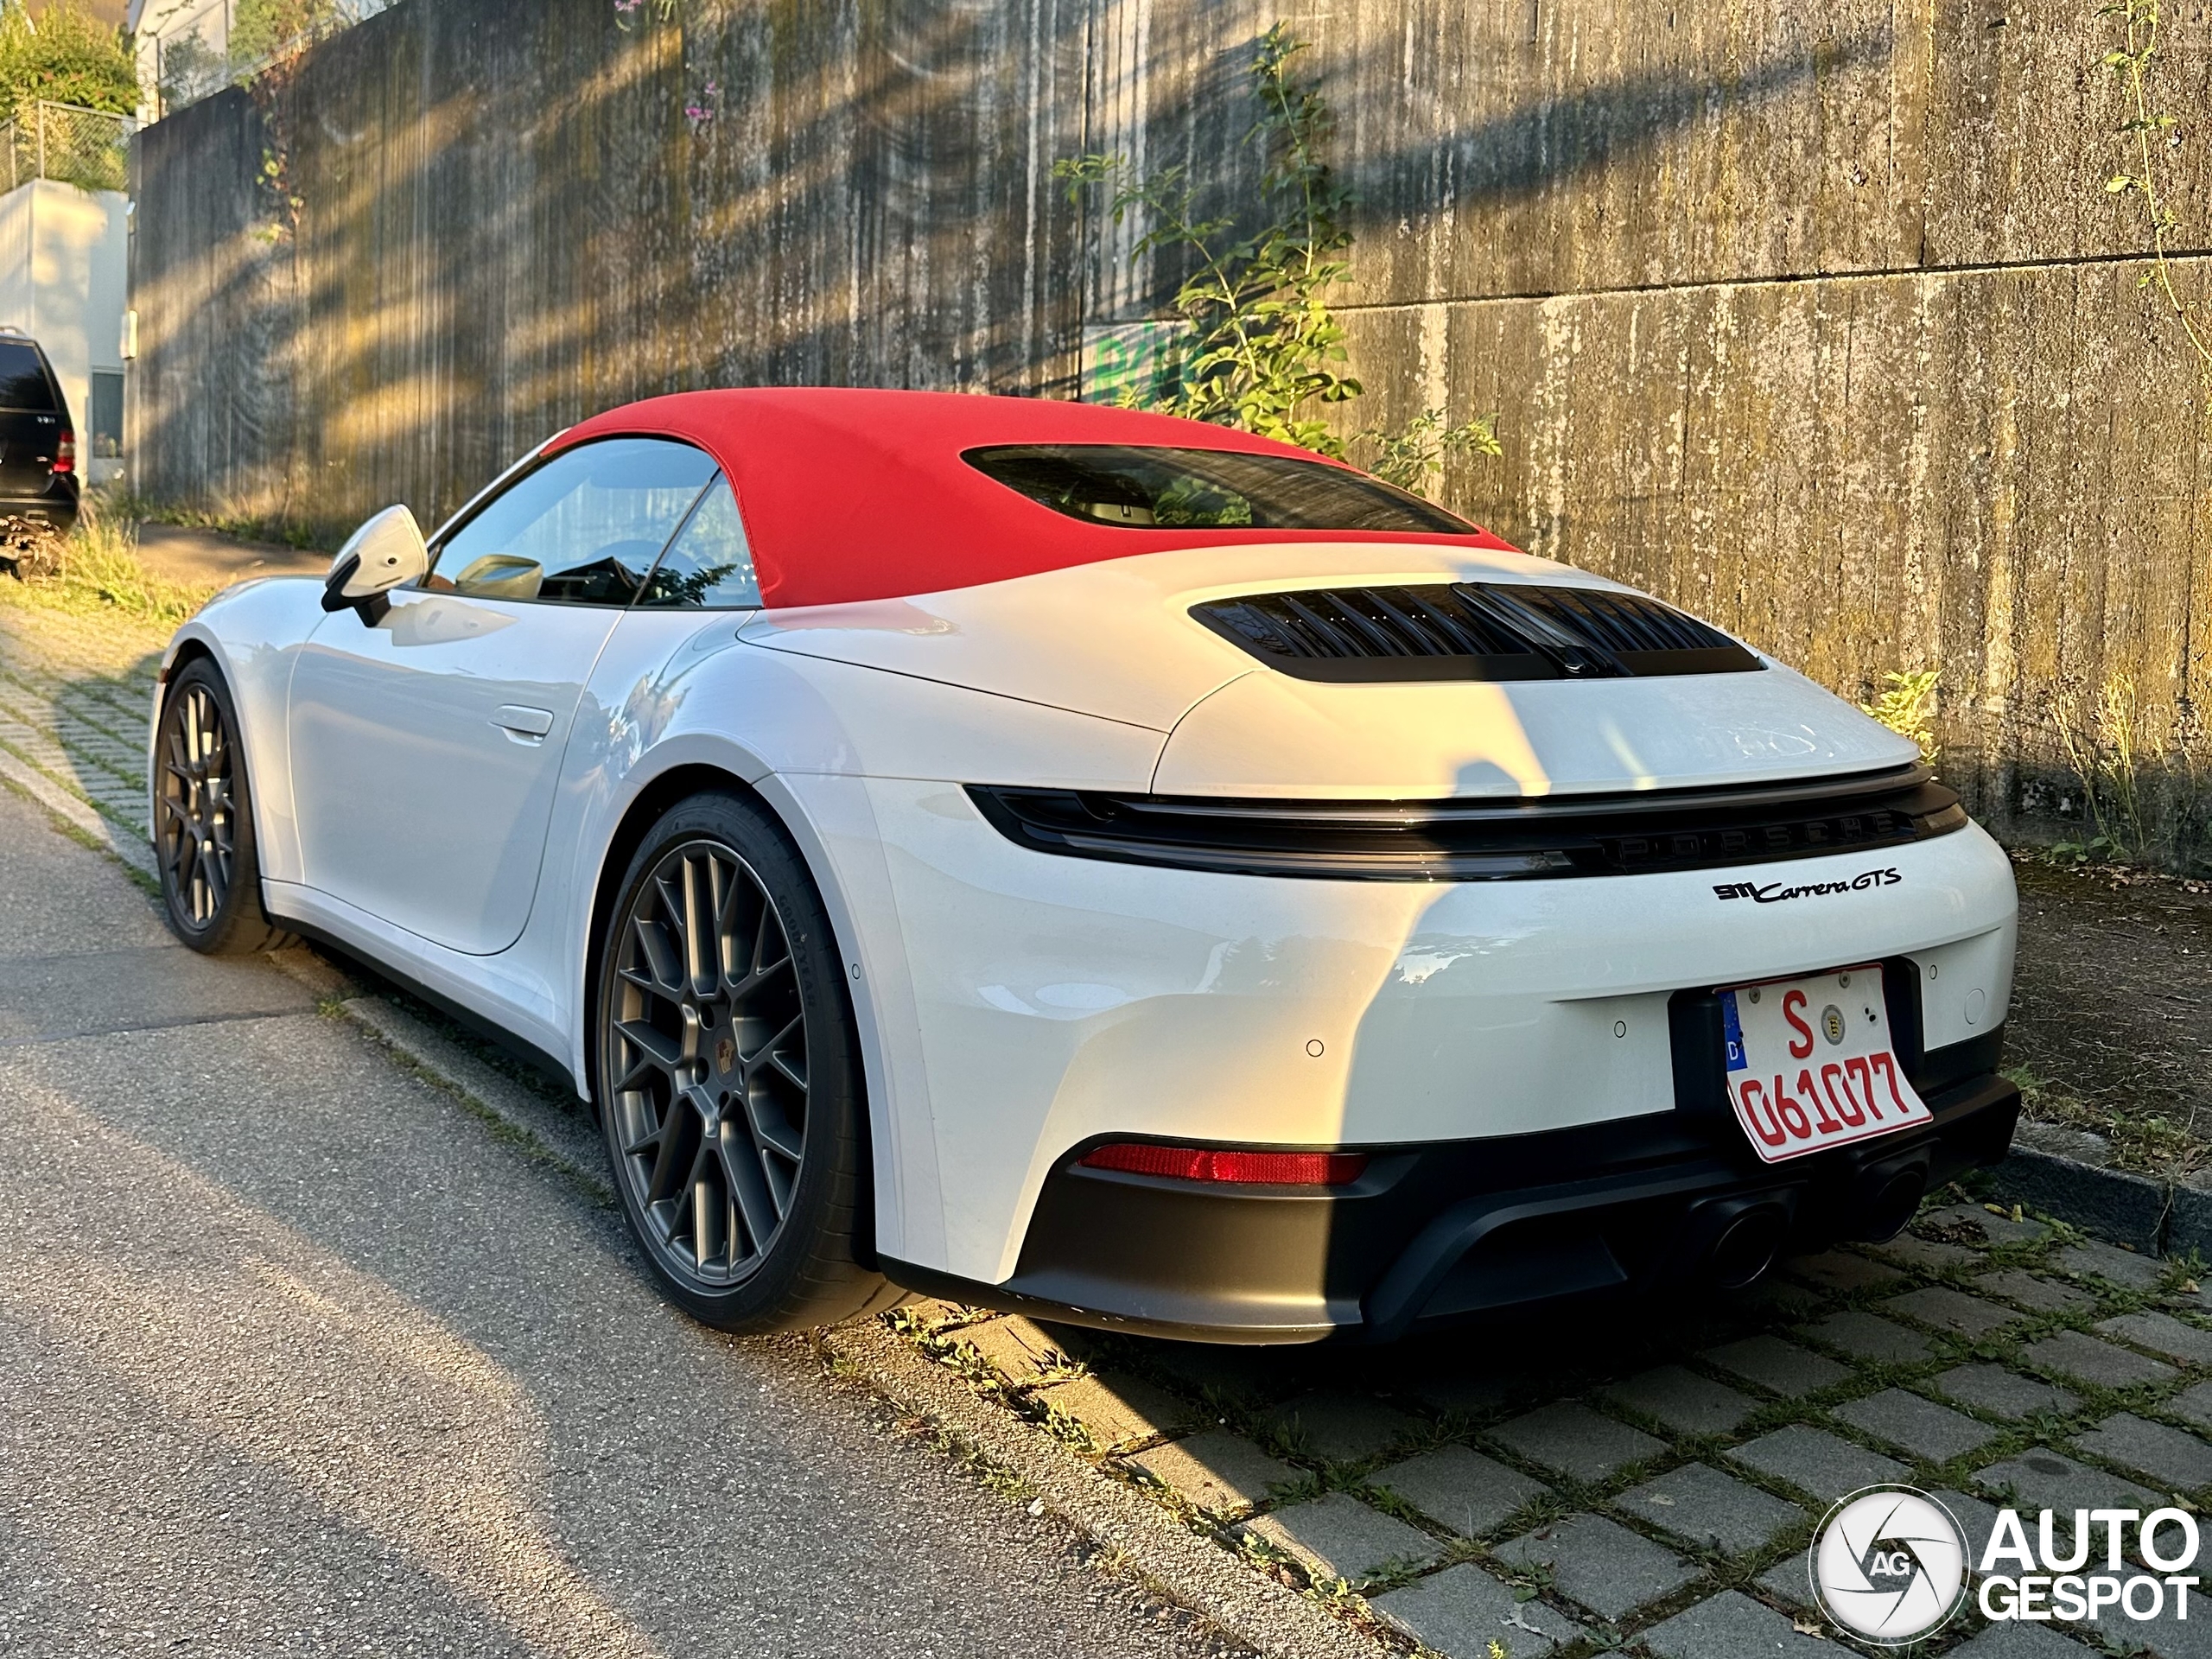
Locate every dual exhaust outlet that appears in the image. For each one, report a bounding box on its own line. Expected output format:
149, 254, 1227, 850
1693, 1149, 1931, 1290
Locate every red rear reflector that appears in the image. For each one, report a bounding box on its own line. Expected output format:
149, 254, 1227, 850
52, 430, 73, 475
1077, 1143, 1367, 1185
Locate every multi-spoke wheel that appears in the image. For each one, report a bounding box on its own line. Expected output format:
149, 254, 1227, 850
154, 658, 286, 954
596, 791, 894, 1331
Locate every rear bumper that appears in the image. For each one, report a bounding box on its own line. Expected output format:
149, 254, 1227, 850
883, 1025, 2018, 1344
0, 474, 79, 533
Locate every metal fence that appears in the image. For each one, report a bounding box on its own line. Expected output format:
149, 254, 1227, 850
0, 103, 133, 196
147, 0, 399, 120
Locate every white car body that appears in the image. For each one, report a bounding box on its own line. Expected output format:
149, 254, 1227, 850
155, 392, 2018, 1342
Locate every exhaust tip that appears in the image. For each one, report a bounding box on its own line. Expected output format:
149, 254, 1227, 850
1707, 1205, 1788, 1290
1854, 1166, 1928, 1243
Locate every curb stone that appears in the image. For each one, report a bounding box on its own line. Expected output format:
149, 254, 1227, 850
0, 741, 157, 874
1986, 1122, 2177, 1255
826, 1319, 1385, 1659
265, 950, 611, 1195
337, 993, 606, 1180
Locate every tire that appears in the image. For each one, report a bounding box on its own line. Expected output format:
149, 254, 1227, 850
154, 657, 289, 955
594, 789, 893, 1332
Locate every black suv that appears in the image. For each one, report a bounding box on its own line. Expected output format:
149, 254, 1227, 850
0, 330, 77, 536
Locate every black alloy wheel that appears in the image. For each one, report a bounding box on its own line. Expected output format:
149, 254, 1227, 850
597, 791, 894, 1331
154, 658, 287, 954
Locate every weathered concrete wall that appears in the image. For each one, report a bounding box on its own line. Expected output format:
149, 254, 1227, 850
129, 0, 2212, 861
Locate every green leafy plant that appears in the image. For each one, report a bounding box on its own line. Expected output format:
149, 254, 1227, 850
231, 0, 354, 72
2045, 832, 2124, 867
1055, 26, 1498, 497
1861, 668, 1941, 762
2100, 0, 2212, 405
1365, 408, 1503, 494
0, 2, 137, 117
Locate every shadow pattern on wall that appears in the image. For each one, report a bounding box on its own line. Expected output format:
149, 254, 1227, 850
128, 0, 2212, 866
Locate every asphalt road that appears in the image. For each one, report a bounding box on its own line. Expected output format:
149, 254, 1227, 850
0, 787, 1241, 1659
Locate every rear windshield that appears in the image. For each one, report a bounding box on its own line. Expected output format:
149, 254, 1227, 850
964, 444, 1476, 534
0, 341, 54, 412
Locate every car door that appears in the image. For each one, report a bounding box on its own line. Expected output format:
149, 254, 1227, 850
287, 436, 718, 955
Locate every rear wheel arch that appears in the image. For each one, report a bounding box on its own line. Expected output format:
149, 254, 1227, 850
593, 779, 911, 1336
583, 766, 762, 1099
582, 766, 887, 1252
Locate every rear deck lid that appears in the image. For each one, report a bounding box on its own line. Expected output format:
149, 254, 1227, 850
1154, 652, 1919, 798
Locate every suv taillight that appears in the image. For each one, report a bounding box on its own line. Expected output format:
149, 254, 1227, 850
52, 430, 73, 475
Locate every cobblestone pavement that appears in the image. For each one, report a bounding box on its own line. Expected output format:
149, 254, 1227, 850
902, 1210, 2212, 1657
13, 594, 2212, 1658
898, 1211, 2212, 1659
0, 603, 163, 832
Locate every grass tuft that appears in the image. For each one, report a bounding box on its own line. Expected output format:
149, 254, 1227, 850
0, 514, 219, 626
99, 490, 335, 553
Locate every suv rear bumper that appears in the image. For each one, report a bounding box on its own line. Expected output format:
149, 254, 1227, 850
882, 1029, 2018, 1344
0, 472, 79, 534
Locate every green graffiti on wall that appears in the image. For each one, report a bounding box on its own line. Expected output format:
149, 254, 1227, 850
1080, 321, 1192, 407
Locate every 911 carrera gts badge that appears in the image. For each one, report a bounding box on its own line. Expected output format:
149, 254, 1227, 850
1713, 868, 1902, 903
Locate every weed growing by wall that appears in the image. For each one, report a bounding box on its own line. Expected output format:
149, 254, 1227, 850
1056, 28, 1498, 498
1862, 669, 1942, 764
2101, 0, 2212, 404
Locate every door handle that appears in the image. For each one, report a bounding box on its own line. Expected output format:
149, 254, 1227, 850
492, 704, 556, 743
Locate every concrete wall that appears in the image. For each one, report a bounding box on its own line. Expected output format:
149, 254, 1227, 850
0, 179, 129, 473
127, 0, 2212, 861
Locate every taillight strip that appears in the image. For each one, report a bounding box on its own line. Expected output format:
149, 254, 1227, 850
1077, 1142, 1368, 1185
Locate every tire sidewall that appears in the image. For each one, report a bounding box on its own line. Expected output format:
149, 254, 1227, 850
594, 790, 866, 1328
155, 658, 267, 953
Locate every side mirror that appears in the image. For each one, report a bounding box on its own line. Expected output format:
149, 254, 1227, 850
322, 505, 429, 626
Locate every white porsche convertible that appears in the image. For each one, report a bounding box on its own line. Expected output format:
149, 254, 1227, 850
151, 389, 2019, 1342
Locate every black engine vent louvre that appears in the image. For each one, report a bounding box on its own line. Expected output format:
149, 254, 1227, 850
967, 765, 1965, 883
1190, 586, 1552, 683
1468, 584, 1760, 677
1189, 582, 1764, 681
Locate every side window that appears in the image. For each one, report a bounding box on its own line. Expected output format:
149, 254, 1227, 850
635, 477, 761, 608
429, 437, 716, 605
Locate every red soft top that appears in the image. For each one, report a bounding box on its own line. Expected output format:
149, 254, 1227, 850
552, 388, 1516, 609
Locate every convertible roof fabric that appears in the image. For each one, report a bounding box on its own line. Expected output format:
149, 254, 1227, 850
551, 388, 1517, 609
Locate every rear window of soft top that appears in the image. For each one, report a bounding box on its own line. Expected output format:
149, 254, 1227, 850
963, 443, 1476, 534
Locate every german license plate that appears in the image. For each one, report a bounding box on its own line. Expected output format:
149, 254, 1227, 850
1721, 965, 1929, 1163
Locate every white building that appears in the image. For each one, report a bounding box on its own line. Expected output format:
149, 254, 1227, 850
129, 0, 395, 120
0, 108, 129, 482
127, 0, 233, 123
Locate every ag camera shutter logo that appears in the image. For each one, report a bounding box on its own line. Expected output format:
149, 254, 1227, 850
1811, 1485, 1968, 1643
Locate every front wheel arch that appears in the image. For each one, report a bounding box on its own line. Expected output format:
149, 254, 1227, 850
151, 655, 290, 955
